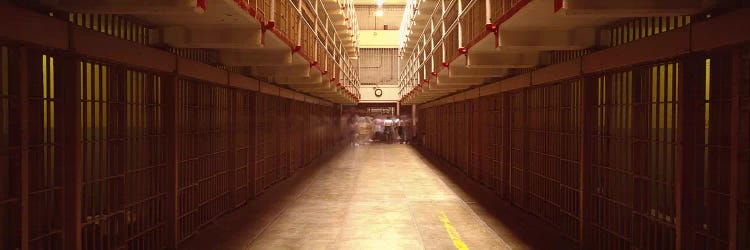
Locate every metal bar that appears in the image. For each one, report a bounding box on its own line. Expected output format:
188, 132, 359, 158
501, 92, 511, 200
248, 91, 256, 200
229, 88, 237, 207
728, 47, 742, 250
59, 54, 82, 250
580, 76, 595, 248
163, 73, 179, 249
676, 55, 704, 250
521, 89, 529, 209
16, 46, 30, 250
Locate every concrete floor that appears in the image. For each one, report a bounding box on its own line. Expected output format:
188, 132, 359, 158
182, 144, 576, 250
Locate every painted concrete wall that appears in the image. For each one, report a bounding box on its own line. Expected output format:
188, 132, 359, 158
359, 86, 400, 102
358, 30, 400, 48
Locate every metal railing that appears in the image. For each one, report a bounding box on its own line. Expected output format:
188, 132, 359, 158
243, 0, 361, 99
396, 0, 526, 100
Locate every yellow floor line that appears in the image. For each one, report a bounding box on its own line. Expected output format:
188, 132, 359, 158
439, 211, 469, 250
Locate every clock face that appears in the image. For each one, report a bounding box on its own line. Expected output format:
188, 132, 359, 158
375, 88, 383, 97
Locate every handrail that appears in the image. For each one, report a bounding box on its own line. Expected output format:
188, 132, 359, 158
398, 0, 525, 102
277, 0, 360, 96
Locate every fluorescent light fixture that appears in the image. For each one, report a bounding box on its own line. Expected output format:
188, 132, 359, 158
374, 9, 384, 17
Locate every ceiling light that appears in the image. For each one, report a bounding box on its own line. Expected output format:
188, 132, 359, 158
374, 9, 384, 17
376, 0, 383, 6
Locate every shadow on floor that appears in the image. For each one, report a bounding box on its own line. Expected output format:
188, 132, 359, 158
179, 147, 346, 250
411, 146, 578, 250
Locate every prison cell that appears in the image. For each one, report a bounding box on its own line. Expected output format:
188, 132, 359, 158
254, 0, 272, 24
416, 40, 748, 248
28, 51, 64, 250
277, 98, 290, 181
2, 42, 340, 249
491, 0, 526, 22
526, 84, 563, 227
302, 103, 312, 165
478, 96, 494, 188
233, 90, 254, 207
589, 69, 637, 250
289, 101, 302, 172
461, 101, 471, 172
491, 94, 507, 198
606, 16, 692, 48
65, 12, 151, 45
681, 53, 731, 249
558, 80, 583, 242
509, 90, 527, 208
1, 46, 22, 250
307, 105, 317, 163
168, 49, 217, 66
0, 2, 346, 249
78, 60, 168, 250
447, 103, 455, 166
255, 93, 275, 193
549, 49, 593, 65
459, 0, 487, 48
738, 46, 750, 250
469, 98, 481, 182
525, 80, 582, 242
276, 0, 297, 48
443, 27, 459, 63
177, 79, 232, 242
447, 102, 458, 167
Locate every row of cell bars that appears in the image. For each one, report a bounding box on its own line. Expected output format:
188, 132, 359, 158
0, 45, 341, 250
418, 48, 750, 250
57, 7, 359, 97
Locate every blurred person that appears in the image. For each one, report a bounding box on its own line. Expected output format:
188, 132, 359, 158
348, 114, 359, 146
384, 116, 394, 143
357, 116, 374, 145
398, 115, 409, 144
393, 116, 402, 143
373, 115, 384, 142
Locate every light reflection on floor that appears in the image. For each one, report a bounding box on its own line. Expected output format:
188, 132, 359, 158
247, 145, 506, 249
182, 144, 576, 250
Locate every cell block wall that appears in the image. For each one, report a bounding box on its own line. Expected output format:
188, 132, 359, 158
588, 62, 682, 250
478, 96, 494, 188
417, 45, 750, 249
0, 13, 344, 248
738, 46, 750, 250
1, 46, 22, 250
490, 94, 506, 198
631, 62, 679, 250
469, 98, 481, 182
233, 90, 254, 207
509, 90, 527, 208
28, 52, 64, 250
687, 54, 731, 249
177, 80, 232, 241
526, 81, 582, 242
278, 98, 290, 181
79, 61, 167, 250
